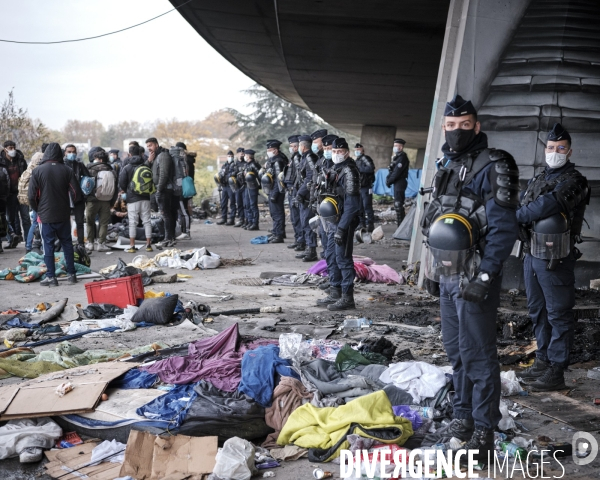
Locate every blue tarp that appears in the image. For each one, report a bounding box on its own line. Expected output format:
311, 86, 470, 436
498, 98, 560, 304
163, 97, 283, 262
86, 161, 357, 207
110, 369, 158, 389
237, 345, 299, 407
136, 383, 198, 428
373, 169, 422, 198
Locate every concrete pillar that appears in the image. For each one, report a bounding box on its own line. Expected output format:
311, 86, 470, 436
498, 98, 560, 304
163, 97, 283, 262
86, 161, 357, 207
407, 0, 471, 286
414, 149, 426, 169
360, 125, 396, 170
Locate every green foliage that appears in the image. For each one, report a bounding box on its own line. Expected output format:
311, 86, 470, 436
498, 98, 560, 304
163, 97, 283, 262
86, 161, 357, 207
228, 84, 358, 153
0, 90, 50, 160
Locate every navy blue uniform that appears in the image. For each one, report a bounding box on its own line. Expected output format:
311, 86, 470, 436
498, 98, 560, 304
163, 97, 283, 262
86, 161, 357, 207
436, 148, 519, 430
355, 154, 375, 227
244, 159, 260, 227
297, 152, 318, 248
219, 162, 236, 222
266, 153, 286, 238
325, 158, 361, 294
517, 161, 586, 368
286, 152, 303, 244
315, 153, 332, 254
386, 152, 409, 223
233, 159, 246, 223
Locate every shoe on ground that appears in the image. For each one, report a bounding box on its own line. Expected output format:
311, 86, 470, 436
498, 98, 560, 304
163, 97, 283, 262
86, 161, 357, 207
317, 287, 341, 306
294, 243, 306, 252
302, 247, 318, 262
145, 245, 154, 252
247, 224, 259, 231
460, 426, 494, 464
295, 248, 308, 259
234, 220, 244, 227
268, 236, 284, 244
85, 242, 94, 253
20, 447, 43, 463
318, 282, 330, 291
216, 219, 226, 225
95, 242, 110, 252
67, 274, 77, 285
422, 418, 474, 447
226, 220, 235, 226
125, 246, 137, 253
327, 293, 356, 311
519, 357, 550, 383
287, 242, 299, 249
176, 233, 191, 240
167, 239, 177, 247
529, 364, 566, 391
40, 276, 59, 287
6, 234, 18, 249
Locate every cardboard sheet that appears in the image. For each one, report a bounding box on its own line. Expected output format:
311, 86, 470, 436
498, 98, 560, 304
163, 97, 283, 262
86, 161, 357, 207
0, 362, 137, 420
120, 430, 218, 480
44, 442, 122, 480
79, 387, 166, 423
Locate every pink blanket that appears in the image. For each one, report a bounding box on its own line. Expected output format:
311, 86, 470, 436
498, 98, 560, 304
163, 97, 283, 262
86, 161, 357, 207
306, 256, 401, 284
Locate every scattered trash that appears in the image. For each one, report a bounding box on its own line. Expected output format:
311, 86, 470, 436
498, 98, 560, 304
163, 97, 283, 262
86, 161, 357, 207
341, 317, 371, 331
55, 431, 83, 449
587, 367, 600, 380
263, 471, 275, 478
370, 226, 385, 241
185, 291, 234, 302
251, 236, 270, 244
268, 292, 281, 297
55, 381, 74, 397
313, 468, 333, 479
90, 439, 126, 465
500, 370, 524, 396
205, 220, 213, 224
211, 437, 257, 480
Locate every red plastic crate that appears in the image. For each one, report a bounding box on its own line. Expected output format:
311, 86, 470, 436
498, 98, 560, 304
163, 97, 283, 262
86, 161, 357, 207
85, 274, 144, 308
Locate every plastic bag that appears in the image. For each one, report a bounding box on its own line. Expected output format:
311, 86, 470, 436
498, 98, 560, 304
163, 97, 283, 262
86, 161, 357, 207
212, 437, 257, 480
371, 226, 384, 241
83, 303, 124, 319
498, 399, 516, 431
278, 333, 312, 366
335, 344, 371, 372
500, 370, 524, 396
90, 439, 126, 465
66, 321, 89, 335
199, 254, 221, 269
131, 294, 179, 325
102, 258, 141, 279
250, 236, 269, 245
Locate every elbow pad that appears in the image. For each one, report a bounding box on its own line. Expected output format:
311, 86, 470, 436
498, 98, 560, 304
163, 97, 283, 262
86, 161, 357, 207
489, 149, 520, 209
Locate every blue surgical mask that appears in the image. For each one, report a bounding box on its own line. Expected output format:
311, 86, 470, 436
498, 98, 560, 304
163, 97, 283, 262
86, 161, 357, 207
393, 146, 400, 154
324, 150, 332, 160
66, 153, 76, 161
311, 144, 319, 154
121, 193, 127, 201
354, 151, 361, 157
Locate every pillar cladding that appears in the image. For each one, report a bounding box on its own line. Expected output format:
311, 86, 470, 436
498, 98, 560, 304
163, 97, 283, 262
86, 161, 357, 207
359, 125, 397, 170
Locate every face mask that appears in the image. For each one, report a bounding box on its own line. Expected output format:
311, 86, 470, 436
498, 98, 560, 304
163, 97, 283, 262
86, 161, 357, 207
392, 146, 400, 154
332, 153, 346, 164
354, 151, 361, 157
324, 150, 332, 160
311, 144, 319, 154
545, 151, 569, 169
121, 193, 127, 202
267, 151, 274, 159
7, 150, 16, 158
66, 153, 76, 161
445, 128, 476, 152
289, 147, 294, 155
227, 156, 233, 163
109, 155, 115, 162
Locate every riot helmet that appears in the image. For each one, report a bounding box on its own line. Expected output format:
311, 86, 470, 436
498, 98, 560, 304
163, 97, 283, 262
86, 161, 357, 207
531, 212, 570, 260
245, 170, 259, 189
228, 175, 239, 192
319, 196, 341, 224
213, 172, 222, 186
261, 171, 274, 194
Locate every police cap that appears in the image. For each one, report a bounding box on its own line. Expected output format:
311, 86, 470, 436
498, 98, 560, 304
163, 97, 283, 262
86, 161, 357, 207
176, 142, 187, 150
394, 138, 406, 145
227, 150, 234, 156
322, 134, 339, 147
236, 147, 245, 153
310, 129, 327, 140
548, 123, 571, 143
288, 135, 299, 144
354, 143, 363, 148
332, 137, 349, 149
244, 149, 255, 155
266, 139, 282, 149
444, 94, 477, 117
298, 135, 312, 143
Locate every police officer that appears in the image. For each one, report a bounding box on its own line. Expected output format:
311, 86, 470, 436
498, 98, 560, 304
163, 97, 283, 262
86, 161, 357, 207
316, 138, 361, 310
315, 133, 339, 258
233, 147, 247, 227
285, 135, 304, 250
216, 151, 236, 225
354, 143, 376, 232
263, 140, 286, 243
243, 149, 261, 230
386, 138, 409, 225
420, 95, 519, 460
295, 135, 319, 261
517, 123, 589, 391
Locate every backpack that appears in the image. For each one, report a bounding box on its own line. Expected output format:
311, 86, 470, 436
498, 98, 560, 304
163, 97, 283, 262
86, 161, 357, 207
17, 166, 33, 205
130, 165, 156, 196
182, 176, 197, 198
169, 147, 187, 197
73, 243, 91, 267
80, 176, 95, 196
95, 169, 116, 201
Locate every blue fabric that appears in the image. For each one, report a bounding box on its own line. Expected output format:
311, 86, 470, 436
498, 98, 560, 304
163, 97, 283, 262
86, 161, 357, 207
237, 345, 299, 407
251, 235, 269, 244
182, 176, 197, 198
405, 169, 422, 198
26, 209, 37, 250
136, 383, 198, 428
110, 369, 158, 389
359, 187, 374, 224
269, 193, 285, 236
6, 317, 36, 328
325, 226, 355, 294
373, 169, 394, 196
373, 169, 421, 198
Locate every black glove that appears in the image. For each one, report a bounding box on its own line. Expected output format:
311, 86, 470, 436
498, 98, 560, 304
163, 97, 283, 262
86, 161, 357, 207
461, 271, 492, 303
385, 181, 391, 188
269, 192, 279, 202
334, 227, 347, 246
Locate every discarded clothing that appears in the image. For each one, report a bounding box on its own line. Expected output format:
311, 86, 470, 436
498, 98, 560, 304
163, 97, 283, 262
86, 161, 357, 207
136, 383, 198, 428
307, 257, 400, 284
0, 417, 62, 460
392, 405, 423, 431
270, 273, 327, 287
238, 345, 300, 407
379, 361, 448, 403
263, 376, 313, 448
335, 344, 388, 372
178, 380, 271, 441
277, 390, 413, 462
269, 445, 308, 462
0, 252, 91, 283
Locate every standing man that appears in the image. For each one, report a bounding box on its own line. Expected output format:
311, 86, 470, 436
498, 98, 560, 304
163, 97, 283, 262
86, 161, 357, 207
216, 151, 235, 225
295, 135, 319, 261
64, 144, 90, 248
285, 135, 304, 251
386, 138, 409, 225
108, 149, 122, 178
3, 140, 30, 245
420, 95, 519, 460
146, 137, 178, 246
86, 149, 118, 252
28, 143, 80, 286
233, 147, 247, 227
264, 139, 286, 243
354, 143, 376, 232
243, 149, 261, 230
119, 145, 154, 253
316, 138, 361, 310
517, 123, 589, 391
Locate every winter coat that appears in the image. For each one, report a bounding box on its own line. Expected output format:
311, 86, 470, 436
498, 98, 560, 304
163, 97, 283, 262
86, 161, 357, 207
119, 155, 151, 203
28, 143, 79, 224
151, 147, 174, 192
186, 153, 196, 180
87, 161, 118, 204
1, 149, 27, 194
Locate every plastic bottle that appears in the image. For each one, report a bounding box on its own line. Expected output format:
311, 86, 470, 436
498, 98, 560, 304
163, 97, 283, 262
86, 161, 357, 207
409, 405, 442, 419
342, 318, 371, 330
498, 441, 527, 460
494, 432, 508, 443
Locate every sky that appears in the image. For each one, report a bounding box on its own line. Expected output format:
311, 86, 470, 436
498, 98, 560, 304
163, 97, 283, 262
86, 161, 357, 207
0, 0, 254, 130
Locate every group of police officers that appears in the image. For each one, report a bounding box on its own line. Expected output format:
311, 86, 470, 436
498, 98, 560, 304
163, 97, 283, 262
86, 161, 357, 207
213, 94, 589, 459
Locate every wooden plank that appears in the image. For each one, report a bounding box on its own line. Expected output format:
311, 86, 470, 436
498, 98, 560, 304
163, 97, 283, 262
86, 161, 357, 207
513, 391, 600, 432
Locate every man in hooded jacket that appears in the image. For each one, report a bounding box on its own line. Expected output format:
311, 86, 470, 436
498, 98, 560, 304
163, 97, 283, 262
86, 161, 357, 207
28, 143, 80, 287
2, 140, 30, 244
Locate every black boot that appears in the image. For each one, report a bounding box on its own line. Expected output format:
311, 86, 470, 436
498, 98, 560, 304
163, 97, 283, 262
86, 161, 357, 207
0, 242, 3, 254
316, 287, 341, 306
318, 281, 330, 291
327, 292, 356, 311
294, 243, 306, 252
302, 247, 318, 262
519, 357, 550, 384
367, 223, 374, 233
530, 364, 566, 391
287, 241, 299, 249
396, 213, 404, 226
234, 219, 244, 227
268, 236, 284, 244
216, 218, 226, 225
226, 219, 235, 226
67, 273, 78, 285
422, 418, 474, 447
461, 426, 494, 463
248, 224, 259, 231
